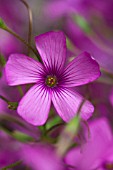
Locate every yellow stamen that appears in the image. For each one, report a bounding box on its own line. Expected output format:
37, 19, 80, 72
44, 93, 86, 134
46, 75, 57, 87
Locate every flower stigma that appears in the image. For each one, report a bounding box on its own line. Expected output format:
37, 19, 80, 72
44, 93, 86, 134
46, 75, 57, 87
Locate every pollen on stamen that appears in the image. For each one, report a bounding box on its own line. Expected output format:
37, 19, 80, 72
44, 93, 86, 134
45, 75, 57, 87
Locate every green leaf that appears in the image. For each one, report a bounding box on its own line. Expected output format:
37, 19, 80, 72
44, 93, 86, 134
8, 102, 18, 110
46, 116, 62, 130
0, 54, 6, 66
0, 18, 7, 29
65, 115, 80, 134
12, 131, 33, 142
72, 14, 92, 34
57, 116, 80, 156
66, 37, 74, 51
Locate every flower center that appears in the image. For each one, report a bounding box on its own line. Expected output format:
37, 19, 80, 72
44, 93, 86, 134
46, 75, 57, 87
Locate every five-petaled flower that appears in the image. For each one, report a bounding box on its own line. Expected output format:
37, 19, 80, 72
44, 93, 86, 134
5, 31, 100, 125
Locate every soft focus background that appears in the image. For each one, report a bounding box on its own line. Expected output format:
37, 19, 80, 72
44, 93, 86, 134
0, 0, 113, 170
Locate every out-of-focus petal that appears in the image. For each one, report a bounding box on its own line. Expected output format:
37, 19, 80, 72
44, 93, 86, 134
61, 52, 100, 87
52, 88, 94, 121
44, 0, 70, 20
109, 88, 113, 106
5, 54, 44, 86
65, 18, 113, 73
35, 31, 66, 74
65, 118, 113, 170
18, 85, 51, 126
0, 132, 21, 168
20, 144, 65, 170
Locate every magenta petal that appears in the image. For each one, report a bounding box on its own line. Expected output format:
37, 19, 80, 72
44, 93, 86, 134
35, 31, 66, 74
17, 85, 51, 126
5, 54, 44, 86
52, 88, 94, 122
66, 118, 112, 170
62, 52, 101, 87
21, 144, 64, 170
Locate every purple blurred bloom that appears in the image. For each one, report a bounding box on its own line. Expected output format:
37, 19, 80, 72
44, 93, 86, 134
0, 113, 40, 141
0, 0, 28, 57
85, 82, 113, 119
20, 143, 65, 170
0, 29, 23, 58
0, 131, 20, 168
109, 88, 113, 107
65, 19, 113, 73
5, 31, 100, 125
44, 0, 113, 26
65, 118, 113, 170
44, 0, 113, 73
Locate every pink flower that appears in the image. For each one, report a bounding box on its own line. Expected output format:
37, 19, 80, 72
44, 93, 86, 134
65, 118, 113, 170
5, 31, 100, 125
20, 144, 65, 170
0, 131, 21, 168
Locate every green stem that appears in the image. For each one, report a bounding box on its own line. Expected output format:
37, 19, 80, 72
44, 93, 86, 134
2, 27, 41, 62
20, 0, 33, 55
82, 120, 91, 138
0, 95, 18, 110
76, 98, 87, 117
5, 27, 36, 56
38, 125, 46, 136
0, 53, 6, 66
17, 85, 24, 97
47, 122, 65, 134
0, 95, 9, 103
2, 160, 22, 170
